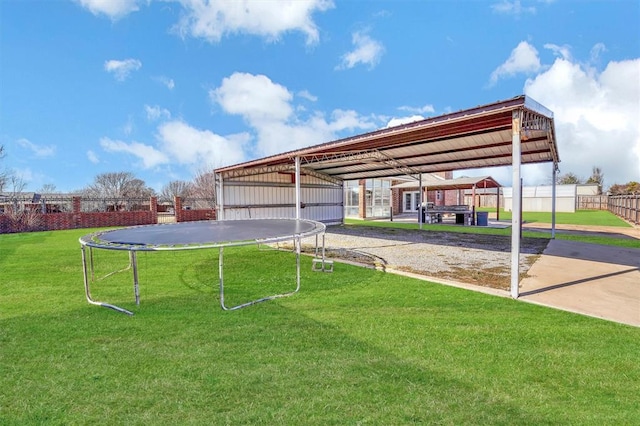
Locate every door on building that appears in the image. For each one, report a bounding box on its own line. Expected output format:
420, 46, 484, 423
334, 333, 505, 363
403, 191, 420, 212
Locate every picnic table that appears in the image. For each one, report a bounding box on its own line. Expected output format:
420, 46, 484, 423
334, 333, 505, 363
419, 204, 474, 225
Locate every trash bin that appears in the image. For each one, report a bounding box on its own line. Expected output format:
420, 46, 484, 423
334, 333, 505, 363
476, 211, 489, 226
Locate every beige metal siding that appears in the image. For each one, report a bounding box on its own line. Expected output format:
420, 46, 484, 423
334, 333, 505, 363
221, 172, 343, 222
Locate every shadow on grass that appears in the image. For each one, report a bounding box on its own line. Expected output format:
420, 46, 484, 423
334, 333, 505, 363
1, 290, 604, 425
327, 224, 549, 255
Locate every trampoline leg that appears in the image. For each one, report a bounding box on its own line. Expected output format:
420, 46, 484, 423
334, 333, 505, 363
130, 251, 140, 305
219, 238, 302, 311
219, 247, 227, 310
82, 246, 93, 304
89, 246, 95, 281
81, 246, 134, 316
298, 236, 302, 294
312, 232, 333, 272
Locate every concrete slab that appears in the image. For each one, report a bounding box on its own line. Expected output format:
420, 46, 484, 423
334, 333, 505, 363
519, 239, 640, 327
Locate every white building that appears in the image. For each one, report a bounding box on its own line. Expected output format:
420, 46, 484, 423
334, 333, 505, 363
503, 184, 599, 213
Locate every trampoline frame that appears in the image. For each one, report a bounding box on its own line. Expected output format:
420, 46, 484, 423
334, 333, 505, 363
79, 219, 328, 315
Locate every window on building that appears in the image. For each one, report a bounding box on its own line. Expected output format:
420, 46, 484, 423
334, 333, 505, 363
344, 180, 360, 217
344, 179, 391, 218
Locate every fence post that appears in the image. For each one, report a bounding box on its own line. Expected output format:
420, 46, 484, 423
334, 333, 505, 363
150, 196, 158, 222
174, 196, 182, 222
73, 196, 81, 228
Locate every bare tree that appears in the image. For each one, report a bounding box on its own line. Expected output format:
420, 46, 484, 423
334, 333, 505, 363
0, 145, 8, 192
7, 174, 27, 200
190, 168, 217, 208
556, 172, 582, 185
585, 166, 604, 194
38, 183, 58, 194
4, 175, 41, 231
83, 172, 155, 198
160, 180, 193, 203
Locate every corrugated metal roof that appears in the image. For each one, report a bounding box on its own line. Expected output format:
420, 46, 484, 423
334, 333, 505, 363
216, 95, 559, 181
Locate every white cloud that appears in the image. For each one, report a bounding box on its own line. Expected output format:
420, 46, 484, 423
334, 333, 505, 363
297, 90, 317, 102
145, 105, 172, 121
100, 137, 169, 169
385, 115, 424, 128
156, 120, 249, 168
104, 58, 142, 81
544, 43, 572, 60
524, 56, 640, 187
212, 72, 294, 124
398, 104, 435, 114
210, 72, 378, 158
173, 0, 334, 44
489, 41, 541, 85
590, 43, 607, 63
16, 138, 56, 157
154, 76, 175, 90
87, 150, 100, 164
336, 31, 385, 70
491, 0, 536, 16
123, 116, 135, 136
75, 0, 141, 19
384, 104, 436, 128
327, 109, 377, 133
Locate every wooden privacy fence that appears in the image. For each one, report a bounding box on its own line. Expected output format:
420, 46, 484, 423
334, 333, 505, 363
608, 195, 640, 224
576, 195, 608, 210
463, 194, 504, 208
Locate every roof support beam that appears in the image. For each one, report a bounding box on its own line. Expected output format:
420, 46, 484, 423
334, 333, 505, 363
373, 149, 423, 177
220, 163, 295, 179
218, 162, 342, 186
300, 167, 343, 186
300, 149, 422, 178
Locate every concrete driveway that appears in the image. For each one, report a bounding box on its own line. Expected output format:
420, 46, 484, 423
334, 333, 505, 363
519, 239, 639, 327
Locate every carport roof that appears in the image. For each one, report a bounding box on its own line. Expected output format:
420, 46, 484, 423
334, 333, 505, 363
215, 95, 559, 182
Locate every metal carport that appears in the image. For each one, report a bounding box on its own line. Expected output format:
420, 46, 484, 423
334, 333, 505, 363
215, 95, 560, 298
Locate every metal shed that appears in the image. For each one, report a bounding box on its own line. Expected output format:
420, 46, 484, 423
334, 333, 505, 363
215, 95, 560, 298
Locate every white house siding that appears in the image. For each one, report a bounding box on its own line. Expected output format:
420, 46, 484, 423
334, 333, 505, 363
503, 185, 576, 213
219, 172, 343, 223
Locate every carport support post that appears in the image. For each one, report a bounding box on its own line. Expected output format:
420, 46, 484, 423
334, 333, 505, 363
217, 173, 225, 221
551, 162, 557, 239
510, 110, 522, 299
418, 174, 423, 229
295, 156, 301, 220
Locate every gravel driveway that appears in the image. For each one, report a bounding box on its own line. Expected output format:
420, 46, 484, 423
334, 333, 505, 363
311, 225, 550, 290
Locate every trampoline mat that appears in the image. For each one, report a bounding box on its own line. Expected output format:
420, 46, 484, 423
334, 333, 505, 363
93, 219, 323, 247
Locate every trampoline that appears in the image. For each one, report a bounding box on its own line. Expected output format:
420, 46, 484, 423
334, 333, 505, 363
79, 219, 328, 315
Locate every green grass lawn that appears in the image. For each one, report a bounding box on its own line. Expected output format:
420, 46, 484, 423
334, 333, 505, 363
1, 229, 639, 424
477, 208, 631, 227
348, 210, 640, 249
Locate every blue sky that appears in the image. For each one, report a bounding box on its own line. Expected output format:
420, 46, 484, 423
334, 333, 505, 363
1, 0, 639, 193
